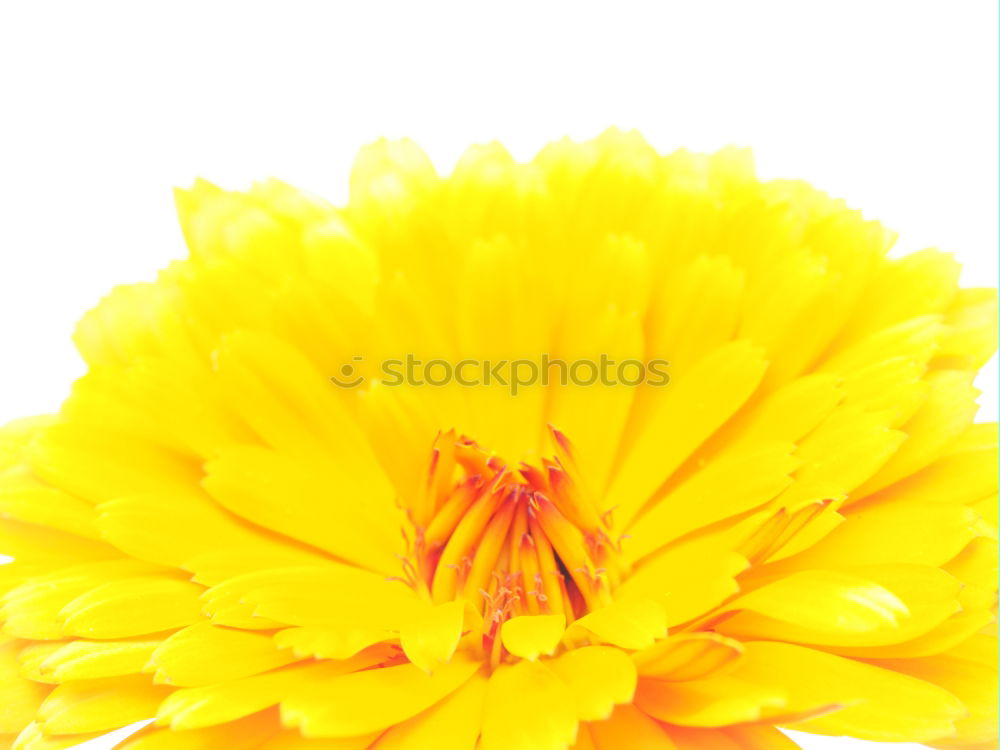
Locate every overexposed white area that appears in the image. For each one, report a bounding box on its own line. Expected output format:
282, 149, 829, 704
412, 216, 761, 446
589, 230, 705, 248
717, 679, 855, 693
0, 1, 996, 749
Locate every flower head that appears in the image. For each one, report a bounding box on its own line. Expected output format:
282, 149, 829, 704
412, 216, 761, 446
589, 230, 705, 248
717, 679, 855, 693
1, 130, 996, 749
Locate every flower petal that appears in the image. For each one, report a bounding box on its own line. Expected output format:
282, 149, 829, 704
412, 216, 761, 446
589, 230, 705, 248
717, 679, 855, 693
725, 569, 909, 634
854, 369, 979, 498
626, 441, 796, 563
547, 646, 637, 721
632, 633, 744, 682
770, 499, 988, 569
0, 642, 49, 733
607, 340, 768, 528
587, 704, 677, 749
635, 672, 787, 727
568, 599, 667, 650
37, 675, 170, 735
500, 615, 565, 661
736, 641, 967, 742
37, 639, 160, 682
273, 625, 393, 661
202, 566, 427, 630
121, 711, 279, 750
59, 578, 204, 639
617, 525, 749, 627
372, 671, 487, 750
872, 651, 998, 746
148, 623, 300, 686
282, 654, 480, 738
723, 564, 962, 648
97, 492, 326, 585
481, 659, 577, 750
204, 443, 401, 576
157, 662, 342, 730
2, 560, 161, 640
400, 600, 466, 673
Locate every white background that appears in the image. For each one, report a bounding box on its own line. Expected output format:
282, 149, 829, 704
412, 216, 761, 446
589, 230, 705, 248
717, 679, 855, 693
0, 2, 996, 748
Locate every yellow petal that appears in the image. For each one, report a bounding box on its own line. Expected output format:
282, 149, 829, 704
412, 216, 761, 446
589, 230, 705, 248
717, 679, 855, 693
97, 492, 325, 584
148, 623, 300, 686
821, 316, 944, 377
568, 599, 667, 650
0, 642, 49, 733
3, 576, 92, 641
0, 416, 54, 470
38, 639, 159, 682
632, 633, 744, 682
3, 561, 164, 640
730, 373, 843, 449
945, 536, 999, 611
736, 641, 967, 742
210, 330, 385, 477
935, 286, 999, 369
500, 614, 566, 661
400, 600, 466, 673
870, 422, 998, 508
644, 254, 745, 388
59, 577, 204, 638
121, 711, 278, 750
29, 421, 200, 505
661, 725, 743, 750
259, 731, 379, 750
203, 443, 401, 576
773, 404, 906, 511
282, 654, 480, 738
546, 304, 643, 493
845, 358, 932, 434
587, 704, 678, 750
0, 517, 116, 569
273, 625, 393, 661
872, 651, 998, 746
348, 137, 439, 220
725, 565, 961, 648
12, 721, 106, 750
769, 499, 987, 569
608, 341, 768, 528
16, 642, 65, 684
839, 249, 960, 345
157, 662, 339, 730
480, 659, 577, 750
727, 569, 908, 633
948, 633, 997, 667
37, 674, 170, 735
855, 369, 979, 498
826, 608, 995, 660
569, 725, 598, 750
723, 725, 802, 749
547, 646, 637, 721
617, 525, 749, 627
635, 672, 787, 727
201, 565, 427, 630
372, 671, 487, 750
626, 441, 796, 563
0, 468, 101, 540
356, 380, 448, 527
664, 724, 802, 750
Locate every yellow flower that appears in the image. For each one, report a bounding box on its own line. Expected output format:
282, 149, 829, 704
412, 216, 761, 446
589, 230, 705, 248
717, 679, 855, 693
0, 129, 996, 750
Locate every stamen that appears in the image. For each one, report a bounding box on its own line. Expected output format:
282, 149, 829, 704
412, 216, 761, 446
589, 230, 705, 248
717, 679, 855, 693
399, 431, 624, 664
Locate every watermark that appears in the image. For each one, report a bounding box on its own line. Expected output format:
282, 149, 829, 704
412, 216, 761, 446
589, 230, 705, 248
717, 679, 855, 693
330, 355, 670, 395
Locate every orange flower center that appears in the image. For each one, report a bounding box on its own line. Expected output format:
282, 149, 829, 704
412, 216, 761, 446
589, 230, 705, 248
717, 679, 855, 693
398, 429, 623, 655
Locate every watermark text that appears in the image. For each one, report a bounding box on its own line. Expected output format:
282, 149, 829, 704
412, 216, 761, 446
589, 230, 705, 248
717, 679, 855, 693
330, 355, 670, 395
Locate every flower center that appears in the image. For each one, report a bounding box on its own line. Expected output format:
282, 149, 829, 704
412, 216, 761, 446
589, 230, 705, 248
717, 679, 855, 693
398, 429, 622, 652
